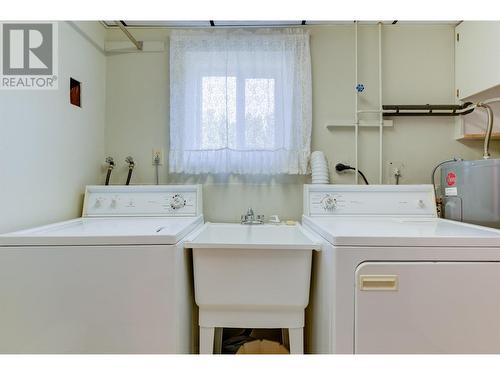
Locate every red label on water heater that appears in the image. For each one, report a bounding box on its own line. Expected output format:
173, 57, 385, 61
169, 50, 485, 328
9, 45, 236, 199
446, 171, 457, 186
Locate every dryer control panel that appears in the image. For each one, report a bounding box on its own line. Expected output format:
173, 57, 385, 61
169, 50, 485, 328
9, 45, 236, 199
304, 185, 437, 217
83, 185, 202, 217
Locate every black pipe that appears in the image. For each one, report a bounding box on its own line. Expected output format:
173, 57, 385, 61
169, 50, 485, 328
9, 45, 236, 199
382, 102, 474, 117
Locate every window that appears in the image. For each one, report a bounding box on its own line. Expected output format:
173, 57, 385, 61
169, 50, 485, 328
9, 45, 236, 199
169, 29, 311, 174
200, 76, 275, 150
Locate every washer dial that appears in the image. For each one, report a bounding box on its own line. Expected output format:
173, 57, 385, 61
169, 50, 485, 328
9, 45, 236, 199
170, 194, 186, 210
321, 194, 337, 210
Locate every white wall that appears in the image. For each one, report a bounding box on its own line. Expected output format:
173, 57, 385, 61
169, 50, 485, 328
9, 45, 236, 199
0, 21, 106, 233
105, 24, 499, 223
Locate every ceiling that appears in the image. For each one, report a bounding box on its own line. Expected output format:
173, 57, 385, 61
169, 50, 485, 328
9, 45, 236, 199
102, 20, 460, 28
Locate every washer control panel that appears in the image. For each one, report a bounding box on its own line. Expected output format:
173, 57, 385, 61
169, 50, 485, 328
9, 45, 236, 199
305, 185, 437, 217
83, 185, 202, 217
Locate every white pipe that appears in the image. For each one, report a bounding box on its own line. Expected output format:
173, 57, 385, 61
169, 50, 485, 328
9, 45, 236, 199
482, 97, 500, 105
357, 109, 386, 113
116, 21, 143, 50
378, 22, 383, 184
446, 96, 500, 114
354, 21, 359, 184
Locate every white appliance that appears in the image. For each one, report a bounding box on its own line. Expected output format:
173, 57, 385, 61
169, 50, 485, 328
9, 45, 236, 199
0, 185, 203, 354
302, 184, 500, 354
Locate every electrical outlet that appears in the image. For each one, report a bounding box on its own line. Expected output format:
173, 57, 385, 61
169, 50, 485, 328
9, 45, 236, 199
386, 161, 405, 184
152, 148, 163, 165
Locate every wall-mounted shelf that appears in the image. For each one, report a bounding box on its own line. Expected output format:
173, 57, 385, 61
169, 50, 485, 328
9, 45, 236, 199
454, 87, 500, 140
326, 120, 393, 129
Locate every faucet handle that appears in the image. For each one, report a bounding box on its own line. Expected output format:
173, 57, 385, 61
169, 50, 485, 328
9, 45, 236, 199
125, 156, 135, 168
269, 215, 280, 224
247, 207, 254, 216
105, 156, 115, 168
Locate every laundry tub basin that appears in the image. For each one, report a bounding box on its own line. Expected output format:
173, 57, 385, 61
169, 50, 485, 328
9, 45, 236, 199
185, 223, 320, 354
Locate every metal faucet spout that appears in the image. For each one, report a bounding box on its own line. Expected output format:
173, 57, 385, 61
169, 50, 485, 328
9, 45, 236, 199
241, 208, 264, 225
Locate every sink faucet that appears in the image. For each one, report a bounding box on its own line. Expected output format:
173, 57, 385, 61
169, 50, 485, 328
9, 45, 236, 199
241, 208, 264, 225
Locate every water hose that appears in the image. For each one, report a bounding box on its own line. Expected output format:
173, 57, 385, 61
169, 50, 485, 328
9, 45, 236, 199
105, 157, 115, 185
477, 103, 494, 159
125, 156, 135, 185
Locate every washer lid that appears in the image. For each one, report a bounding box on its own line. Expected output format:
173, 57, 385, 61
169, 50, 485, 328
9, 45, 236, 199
302, 215, 500, 247
0, 216, 203, 246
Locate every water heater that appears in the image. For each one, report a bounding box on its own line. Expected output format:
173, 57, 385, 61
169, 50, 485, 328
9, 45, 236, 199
441, 159, 500, 229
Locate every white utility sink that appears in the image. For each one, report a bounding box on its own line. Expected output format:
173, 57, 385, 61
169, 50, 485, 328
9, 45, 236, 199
188, 222, 321, 250
185, 223, 321, 354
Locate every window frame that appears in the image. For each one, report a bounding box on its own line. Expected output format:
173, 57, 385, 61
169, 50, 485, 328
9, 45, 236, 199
169, 29, 312, 175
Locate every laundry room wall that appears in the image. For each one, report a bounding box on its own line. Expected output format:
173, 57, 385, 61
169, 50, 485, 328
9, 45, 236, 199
104, 24, 500, 223
0, 21, 106, 233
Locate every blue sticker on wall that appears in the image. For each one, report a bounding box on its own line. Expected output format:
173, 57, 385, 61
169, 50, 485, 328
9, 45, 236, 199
356, 83, 365, 93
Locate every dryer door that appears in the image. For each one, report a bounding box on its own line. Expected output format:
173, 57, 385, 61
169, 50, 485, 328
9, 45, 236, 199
355, 261, 500, 354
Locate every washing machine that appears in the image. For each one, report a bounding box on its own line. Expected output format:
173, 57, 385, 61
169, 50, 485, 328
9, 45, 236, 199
0, 184, 203, 354
302, 184, 500, 354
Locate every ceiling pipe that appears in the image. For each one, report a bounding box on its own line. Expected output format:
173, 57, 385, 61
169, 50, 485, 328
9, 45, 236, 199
116, 21, 143, 50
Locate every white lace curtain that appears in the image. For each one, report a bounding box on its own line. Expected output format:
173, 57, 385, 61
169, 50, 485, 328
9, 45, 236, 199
169, 28, 312, 174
